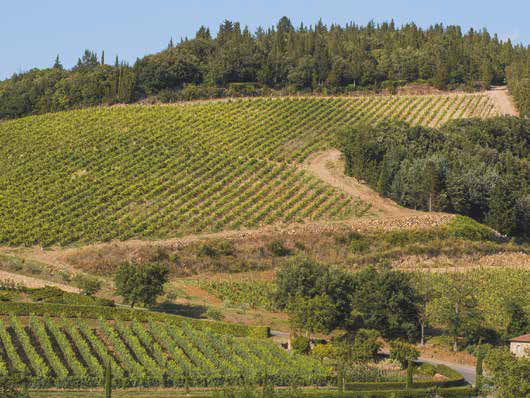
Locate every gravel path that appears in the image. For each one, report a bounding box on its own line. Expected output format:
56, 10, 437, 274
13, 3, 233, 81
417, 357, 476, 385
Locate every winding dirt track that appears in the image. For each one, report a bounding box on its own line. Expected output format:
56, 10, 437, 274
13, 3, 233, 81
302, 149, 418, 217
0, 150, 450, 271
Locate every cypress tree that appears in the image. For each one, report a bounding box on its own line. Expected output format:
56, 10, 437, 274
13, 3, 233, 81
105, 355, 112, 398
53, 55, 63, 69
406, 359, 413, 389
101, 50, 105, 65
476, 348, 484, 391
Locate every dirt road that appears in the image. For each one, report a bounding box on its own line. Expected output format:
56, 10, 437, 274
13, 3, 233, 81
487, 86, 518, 116
302, 149, 419, 217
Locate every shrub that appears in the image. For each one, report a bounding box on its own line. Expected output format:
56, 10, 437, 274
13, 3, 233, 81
350, 237, 370, 253
443, 216, 498, 242
73, 274, 102, 296
291, 336, 311, 355
206, 307, 225, 321
198, 240, 235, 257
267, 241, 291, 257
198, 243, 219, 257
389, 341, 420, 369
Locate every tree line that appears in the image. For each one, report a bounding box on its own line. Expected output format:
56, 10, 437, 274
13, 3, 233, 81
1, 17, 529, 120
337, 116, 529, 238
277, 257, 528, 350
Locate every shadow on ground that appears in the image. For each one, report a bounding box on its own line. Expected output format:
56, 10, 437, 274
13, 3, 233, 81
152, 301, 208, 319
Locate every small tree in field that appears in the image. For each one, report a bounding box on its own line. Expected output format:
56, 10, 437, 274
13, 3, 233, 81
114, 263, 169, 308
389, 340, 419, 369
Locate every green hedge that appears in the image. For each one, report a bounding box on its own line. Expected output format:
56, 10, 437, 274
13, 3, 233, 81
0, 301, 269, 338
342, 386, 473, 397
27, 386, 474, 397
345, 364, 466, 391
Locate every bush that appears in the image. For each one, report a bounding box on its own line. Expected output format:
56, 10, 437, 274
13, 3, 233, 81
206, 307, 225, 321
292, 336, 311, 355
73, 274, 102, 296
198, 241, 235, 257
443, 216, 498, 242
267, 241, 291, 257
389, 341, 420, 369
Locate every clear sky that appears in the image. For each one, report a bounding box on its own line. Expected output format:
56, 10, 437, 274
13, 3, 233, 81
2, 0, 528, 80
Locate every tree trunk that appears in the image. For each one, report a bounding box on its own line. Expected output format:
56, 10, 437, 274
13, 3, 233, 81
420, 322, 425, 346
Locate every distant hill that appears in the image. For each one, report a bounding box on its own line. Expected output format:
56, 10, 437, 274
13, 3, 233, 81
0, 93, 500, 246
1, 17, 528, 120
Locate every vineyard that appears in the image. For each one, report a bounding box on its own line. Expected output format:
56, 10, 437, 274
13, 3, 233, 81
0, 315, 330, 388
0, 94, 501, 246
198, 279, 277, 311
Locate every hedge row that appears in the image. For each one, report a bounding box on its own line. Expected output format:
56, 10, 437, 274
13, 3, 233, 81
29, 386, 473, 398
340, 386, 473, 398
345, 364, 466, 391
0, 302, 270, 338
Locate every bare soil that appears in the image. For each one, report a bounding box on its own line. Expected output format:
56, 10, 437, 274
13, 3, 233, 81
0, 270, 79, 292
486, 86, 519, 116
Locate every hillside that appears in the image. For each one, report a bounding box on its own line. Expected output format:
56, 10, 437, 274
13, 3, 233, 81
0, 93, 502, 247
2, 17, 528, 120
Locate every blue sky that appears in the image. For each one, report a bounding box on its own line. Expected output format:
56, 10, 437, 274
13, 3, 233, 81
2, 0, 528, 80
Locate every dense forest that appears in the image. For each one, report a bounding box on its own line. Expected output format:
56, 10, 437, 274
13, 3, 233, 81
337, 116, 529, 238
0, 17, 528, 120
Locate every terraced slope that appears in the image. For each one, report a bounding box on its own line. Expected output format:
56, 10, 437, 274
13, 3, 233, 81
0, 94, 500, 246
0, 315, 329, 387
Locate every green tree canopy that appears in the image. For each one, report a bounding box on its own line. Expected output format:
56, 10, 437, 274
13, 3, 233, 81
114, 263, 169, 308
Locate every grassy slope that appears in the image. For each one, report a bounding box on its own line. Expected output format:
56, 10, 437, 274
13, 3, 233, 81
0, 94, 499, 247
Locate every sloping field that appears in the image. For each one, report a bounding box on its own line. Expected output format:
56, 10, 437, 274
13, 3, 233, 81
0, 94, 500, 246
0, 315, 328, 387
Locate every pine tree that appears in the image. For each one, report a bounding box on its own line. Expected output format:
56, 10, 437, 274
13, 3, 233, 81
53, 55, 63, 69
115, 55, 119, 67
101, 50, 105, 65
486, 177, 518, 236
425, 160, 439, 212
